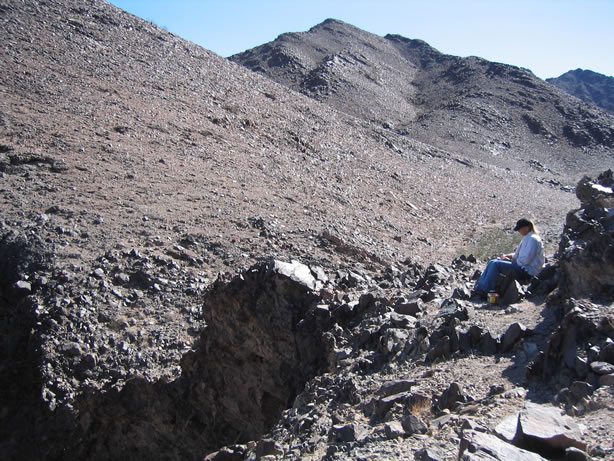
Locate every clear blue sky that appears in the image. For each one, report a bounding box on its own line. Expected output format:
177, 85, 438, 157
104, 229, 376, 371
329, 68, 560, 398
107, 0, 614, 79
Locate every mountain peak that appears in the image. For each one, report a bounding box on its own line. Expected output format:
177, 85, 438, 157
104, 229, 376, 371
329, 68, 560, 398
317, 18, 347, 26
310, 18, 360, 31
233, 21, 614, 170
548, 68, 614, 114
303, 17, 384, 44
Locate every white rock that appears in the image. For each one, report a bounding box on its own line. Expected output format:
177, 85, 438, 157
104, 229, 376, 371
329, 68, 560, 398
271, 260, 316, 290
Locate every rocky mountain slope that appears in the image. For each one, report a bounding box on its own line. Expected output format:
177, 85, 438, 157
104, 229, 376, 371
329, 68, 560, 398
1, 1, 613, 460
231, 19, 614, 176
547, 69, 614, 115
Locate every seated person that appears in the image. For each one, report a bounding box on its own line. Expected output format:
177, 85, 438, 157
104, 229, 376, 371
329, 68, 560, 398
473, 218, 544, 298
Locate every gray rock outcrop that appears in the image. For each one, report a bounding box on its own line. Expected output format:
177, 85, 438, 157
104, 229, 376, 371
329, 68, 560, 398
558, 170, 614, 300
187, 260, 326, 441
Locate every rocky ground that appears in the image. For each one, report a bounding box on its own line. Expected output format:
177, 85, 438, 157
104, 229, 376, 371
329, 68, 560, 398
1, 1, 613, 460
203, 172, 614, 461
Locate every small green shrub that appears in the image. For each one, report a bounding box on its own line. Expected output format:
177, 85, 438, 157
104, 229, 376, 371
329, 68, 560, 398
465, 228, 521, 261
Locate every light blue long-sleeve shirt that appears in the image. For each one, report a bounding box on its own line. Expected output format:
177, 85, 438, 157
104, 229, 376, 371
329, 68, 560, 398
513, 231, 544, 276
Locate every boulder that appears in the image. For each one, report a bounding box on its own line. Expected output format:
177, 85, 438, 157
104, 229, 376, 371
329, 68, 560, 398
384, 421, 405, 439
417, 264, 451, 291
376, 379, 416, 397
574, 356, 589, 379
437, 298, 469, 322
370, 393, 409, 419
600, 374, 614, 386
569, 381, 595, 402
514, 403, 586, 456
500, 279, 522, 305
186, 259, 326, 444
436, 382, 466, 411
414, 446, 446, 461
271, 259, 317, 290
527, 301, 613, 383
564, 447, 590, 461
427, 335, 451, 361
394, 297, 424, 316
460, 418, 485, 432
329, 423, 362, 443
388, 312, 418, 329
369, 392, 429, 420
575, 170, 614, 208
494, 414, 519, 443
379, 328, 411, 355
401, 414, 428, 435
479, 331, 498, 355
430, 413, 453, 430
590, 361, 614, 375
255, 439, 283, 458
458, 325, 483, 353
14, 279, 32, 294
459, 429, 546, 460
452, 286, 471, 300
500, 322, 527, 352
599, 340, 614, 363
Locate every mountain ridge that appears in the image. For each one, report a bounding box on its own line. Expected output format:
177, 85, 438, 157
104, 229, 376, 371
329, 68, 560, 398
232, 19, 614, 176
547, 68, 614, 115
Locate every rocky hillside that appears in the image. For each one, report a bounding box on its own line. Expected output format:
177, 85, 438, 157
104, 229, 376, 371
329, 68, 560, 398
1, 1, 613, 460
203, 170, 614, 460
547, 69, 614, 115
232, 19, 614, 175
2, 5, 584, 277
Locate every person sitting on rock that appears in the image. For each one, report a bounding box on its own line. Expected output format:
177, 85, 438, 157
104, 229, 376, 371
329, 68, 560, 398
472, 218, 544, 298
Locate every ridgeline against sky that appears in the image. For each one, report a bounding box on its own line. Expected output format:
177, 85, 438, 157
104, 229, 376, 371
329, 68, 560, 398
109, 0, 614, 79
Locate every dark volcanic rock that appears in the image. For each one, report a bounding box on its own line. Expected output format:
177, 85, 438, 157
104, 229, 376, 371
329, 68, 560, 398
394, 296, 425, 316
437, 298, 469, 322
376, 379, 416, 397
1, 258, 328, 460
501, 322, 528, 352
590, 361, 614, 375
192, 260, 326, 441
436, 382, 468, 411
401, 414, 428, 435
0, 233, 55, 460
558, 171, 614, 300
528, 296, 614, 390
547, 69, 614, 115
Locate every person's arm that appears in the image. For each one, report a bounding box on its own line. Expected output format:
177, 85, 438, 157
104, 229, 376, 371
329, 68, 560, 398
501, 242, 522, 262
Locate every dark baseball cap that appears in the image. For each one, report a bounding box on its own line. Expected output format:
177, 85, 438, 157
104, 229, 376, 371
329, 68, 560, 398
513, 218, 532, 231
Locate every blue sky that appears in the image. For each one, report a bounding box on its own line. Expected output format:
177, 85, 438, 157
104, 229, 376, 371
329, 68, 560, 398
107, 0, 614, 79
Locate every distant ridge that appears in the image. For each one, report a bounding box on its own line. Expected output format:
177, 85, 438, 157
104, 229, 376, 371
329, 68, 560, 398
547, 68, 614, 115
232, 19, 614, 174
